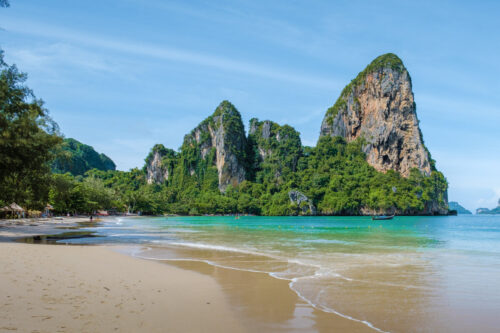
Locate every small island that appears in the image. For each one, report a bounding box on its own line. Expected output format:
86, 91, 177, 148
476, 199, 500, 215
448, 201, 472, 214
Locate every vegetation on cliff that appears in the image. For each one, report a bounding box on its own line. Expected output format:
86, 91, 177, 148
52, 138, 116, 176
325, 53, 406, 123
247, 118, 302, 183
0, 49, 449, 216
56, 132, 446, 216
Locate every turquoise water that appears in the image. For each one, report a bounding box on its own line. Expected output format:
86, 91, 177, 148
67, 215, 500, 332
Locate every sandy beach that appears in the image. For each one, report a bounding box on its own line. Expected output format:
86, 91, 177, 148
0, 242, 245, 333
0, 220, 374, 333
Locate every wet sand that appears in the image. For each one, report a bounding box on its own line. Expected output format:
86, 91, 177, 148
0, 216, 98, 241
0, 242, 374, 333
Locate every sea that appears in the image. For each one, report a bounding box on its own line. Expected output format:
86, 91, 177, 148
60, 215, 500, 332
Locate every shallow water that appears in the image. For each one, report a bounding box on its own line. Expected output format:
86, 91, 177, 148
62, 215, 500, 332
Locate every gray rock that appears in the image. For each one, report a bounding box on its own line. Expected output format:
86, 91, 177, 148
288, 190, 317, 215
146, 150, 169, 184
320, 56, 431, 178
183, 101, 247, 192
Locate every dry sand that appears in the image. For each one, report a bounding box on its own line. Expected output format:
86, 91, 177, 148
0, 243, 244, 333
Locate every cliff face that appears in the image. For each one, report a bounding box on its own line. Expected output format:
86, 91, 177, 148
320, 53, 432, 177
140, 55, 449, 216
145, 144, 176, 185
288, 190, 316, 215
182, 101, 247, 192
248, 118, 302, 179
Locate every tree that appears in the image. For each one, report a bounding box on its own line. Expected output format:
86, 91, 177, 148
0, 50, 62, 208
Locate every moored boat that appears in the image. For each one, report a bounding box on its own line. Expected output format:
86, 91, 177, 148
371, 215, 395, 220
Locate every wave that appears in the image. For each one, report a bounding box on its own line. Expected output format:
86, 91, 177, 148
126, 243, 390, 333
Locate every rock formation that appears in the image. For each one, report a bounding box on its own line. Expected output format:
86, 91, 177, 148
145, 144, 176, 185
182, 101, 247, 192
288, 190, 316, 215
476, 199, 500, 215
248, 118, 302, 178
448, 201, 472, 215
320, 53, 432, 177
140, 54, 449, 216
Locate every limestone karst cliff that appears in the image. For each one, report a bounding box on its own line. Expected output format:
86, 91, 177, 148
181, 101, 247, 192
141, 54, 448, 216
247, 118, 302, 180
145, 144, 176, 185
320, 53, 432, 177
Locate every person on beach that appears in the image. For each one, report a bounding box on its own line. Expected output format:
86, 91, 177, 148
90, 215, 93, 222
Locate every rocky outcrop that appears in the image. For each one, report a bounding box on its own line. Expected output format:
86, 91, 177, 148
248, 118, 302, 177
182, 101, 247, 192
448, 201, 472, 215
145, 144, 176, 185
288, 190, 316, 215
320, 53, 432, 177
476, 199, 500, 215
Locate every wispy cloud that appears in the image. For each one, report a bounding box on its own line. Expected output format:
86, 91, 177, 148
0, 18, 341, 90
9, 43, 125, 73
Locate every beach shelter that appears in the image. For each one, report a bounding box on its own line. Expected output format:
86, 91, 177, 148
10, 203, 25, 218
0, 203, 25, 218
10, 203, 25, 212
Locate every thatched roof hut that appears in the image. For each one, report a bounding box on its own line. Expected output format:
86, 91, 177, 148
9, 203, 25, 212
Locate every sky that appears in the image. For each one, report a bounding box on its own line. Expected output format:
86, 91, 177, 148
0, 0, 499, 211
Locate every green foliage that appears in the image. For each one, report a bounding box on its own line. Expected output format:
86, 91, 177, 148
45, 130, 447, 216
0, 50, 62, 209
49, 173, 121, 214
52, 138, 116, 176
247, 119, 302, 184
0, 43, 447, 217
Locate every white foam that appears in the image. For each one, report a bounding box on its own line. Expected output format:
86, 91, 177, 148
167, 241, 267, 257
289, 280, 390, 333
131, 247, 390, 333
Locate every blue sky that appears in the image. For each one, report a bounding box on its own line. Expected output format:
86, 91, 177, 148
1, 0, 499, 211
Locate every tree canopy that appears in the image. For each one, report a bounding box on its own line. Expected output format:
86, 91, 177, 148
0, 50, 62, 209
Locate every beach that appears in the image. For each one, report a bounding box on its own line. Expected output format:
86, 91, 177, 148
2, 215, 500, 332
0, 242, 246, 333
0, 219, 374, 333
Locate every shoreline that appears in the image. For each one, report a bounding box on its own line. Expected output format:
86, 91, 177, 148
130, 245, 382, 333
0, 220, 376, 332
0, 216, 98, 242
